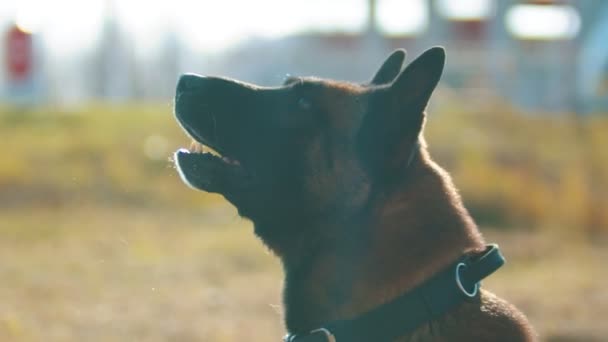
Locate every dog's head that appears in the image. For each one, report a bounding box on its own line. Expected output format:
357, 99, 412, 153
174, 47, 445, 235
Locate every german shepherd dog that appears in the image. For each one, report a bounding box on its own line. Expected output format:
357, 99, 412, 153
173, 47, 536, 341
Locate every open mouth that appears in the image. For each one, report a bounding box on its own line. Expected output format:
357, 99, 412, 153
173, 136, 251, 194
172, 73, 257, 194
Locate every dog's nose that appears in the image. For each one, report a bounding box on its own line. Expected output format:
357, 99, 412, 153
177, 74, 204, 92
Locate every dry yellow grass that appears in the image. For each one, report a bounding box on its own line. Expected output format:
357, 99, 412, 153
0, 205, 284, 341
0, 104, 606, 341
1, 204, 606, 341
483, 230, 608, 341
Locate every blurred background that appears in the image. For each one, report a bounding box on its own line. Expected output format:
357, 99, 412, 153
0, 0, 606, 341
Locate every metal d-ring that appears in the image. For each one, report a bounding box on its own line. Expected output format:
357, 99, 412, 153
455, 262, 479, 298
310, 328, 336, 342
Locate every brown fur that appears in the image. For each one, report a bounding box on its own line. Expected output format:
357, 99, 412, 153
173, 48, 536, 341
287, 145, 536, 340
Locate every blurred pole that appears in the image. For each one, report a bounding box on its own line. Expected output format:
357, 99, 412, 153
364, 0, 389, 74
367, 0, 377, 35
91, 0, 133, 101
576, 1, 608, 114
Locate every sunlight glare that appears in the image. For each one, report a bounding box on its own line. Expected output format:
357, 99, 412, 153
115, 0, 175, 53
436, 0, 494, 21
505, 4, 580, 40
15, 0, 43, 33
8, 0, 369, 56
377, 0, 428, 36
174, 0, 367, 53
15, 0, 105, 55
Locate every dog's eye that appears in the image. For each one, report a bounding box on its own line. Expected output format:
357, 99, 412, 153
298, 98, 312, 111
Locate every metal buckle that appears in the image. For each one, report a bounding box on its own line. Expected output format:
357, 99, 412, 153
455, 262, 479, 298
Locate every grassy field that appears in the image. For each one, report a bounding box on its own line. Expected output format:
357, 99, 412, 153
1, 104, 607, 341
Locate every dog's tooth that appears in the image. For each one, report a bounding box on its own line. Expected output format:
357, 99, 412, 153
190, 141, 203, 153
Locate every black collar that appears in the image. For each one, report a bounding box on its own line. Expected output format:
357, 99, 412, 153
284, 244, 505, 342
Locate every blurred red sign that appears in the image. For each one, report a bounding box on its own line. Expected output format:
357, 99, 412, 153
5, 25, 33, 81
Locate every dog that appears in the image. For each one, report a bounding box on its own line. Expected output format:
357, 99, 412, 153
173, 47, 536, 341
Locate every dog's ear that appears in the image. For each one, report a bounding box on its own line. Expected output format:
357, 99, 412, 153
369, 49, 406, 85
389, 46, 445, 111
358, 47, 445, 180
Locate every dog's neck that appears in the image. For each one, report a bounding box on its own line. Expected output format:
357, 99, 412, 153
257, 149, 485, 333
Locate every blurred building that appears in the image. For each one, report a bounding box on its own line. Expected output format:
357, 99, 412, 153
0, 0, 607, 113
213, 0, 607, 114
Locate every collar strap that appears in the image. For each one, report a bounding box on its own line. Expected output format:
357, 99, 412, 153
285, 244, 505, 342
